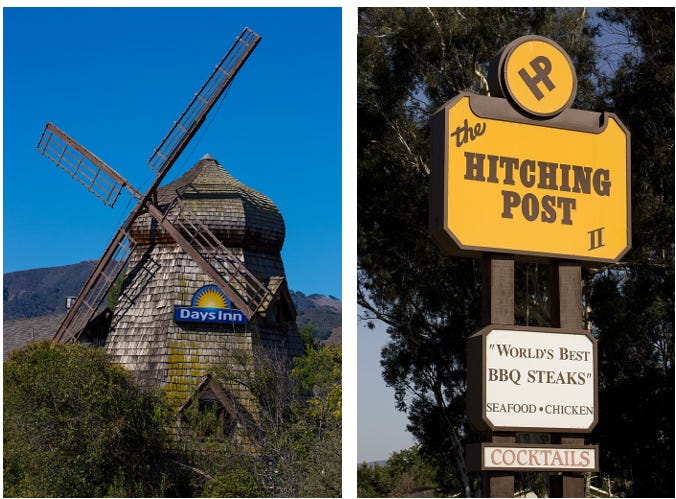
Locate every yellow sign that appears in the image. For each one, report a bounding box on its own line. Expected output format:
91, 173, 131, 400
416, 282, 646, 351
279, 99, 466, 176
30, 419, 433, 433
501, 36, 577, 117
430, 93, 631, 263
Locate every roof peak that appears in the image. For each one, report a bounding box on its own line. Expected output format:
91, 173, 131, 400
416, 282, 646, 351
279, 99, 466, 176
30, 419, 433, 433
200, 153, 216, 161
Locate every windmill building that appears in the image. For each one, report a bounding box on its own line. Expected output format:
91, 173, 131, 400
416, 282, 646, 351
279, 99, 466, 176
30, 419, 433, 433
106, 154, 302, 406
32, 28, 305, 430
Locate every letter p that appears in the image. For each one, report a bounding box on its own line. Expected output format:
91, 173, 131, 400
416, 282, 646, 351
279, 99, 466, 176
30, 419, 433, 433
518, 56, 555, 100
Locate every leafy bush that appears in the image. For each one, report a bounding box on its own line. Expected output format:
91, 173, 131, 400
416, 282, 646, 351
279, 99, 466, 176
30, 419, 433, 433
3, 340, 172, 497
203, 467, 260, 497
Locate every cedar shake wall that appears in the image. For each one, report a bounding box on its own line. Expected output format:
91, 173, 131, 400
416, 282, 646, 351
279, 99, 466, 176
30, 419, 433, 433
104, 157, 303, 410
106, 240, 303, 407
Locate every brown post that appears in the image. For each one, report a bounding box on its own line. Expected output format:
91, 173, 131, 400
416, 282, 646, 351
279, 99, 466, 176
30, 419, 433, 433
481, 431, 517, 498
482, 253, 514, 325
549, 261, 586, 498
481, 254, 515, 497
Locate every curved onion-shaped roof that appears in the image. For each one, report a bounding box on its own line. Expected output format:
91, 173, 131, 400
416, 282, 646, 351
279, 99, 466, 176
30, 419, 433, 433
130, 155, 285, 251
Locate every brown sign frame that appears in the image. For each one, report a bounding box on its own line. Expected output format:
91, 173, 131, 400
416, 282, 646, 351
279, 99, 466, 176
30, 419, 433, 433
466, 442, 600, 472
467, 324, 599, 433
429, 91, 632, 263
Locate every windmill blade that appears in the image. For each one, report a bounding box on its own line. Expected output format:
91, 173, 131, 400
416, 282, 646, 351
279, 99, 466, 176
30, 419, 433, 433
37, 122, 142, 206
54, 229, 135, 342
147, 27, 261, 177
145, 199, 275, 319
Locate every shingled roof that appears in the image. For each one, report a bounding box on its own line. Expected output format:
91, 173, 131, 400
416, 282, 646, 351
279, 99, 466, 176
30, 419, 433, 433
130, 156, 285, 250
3, 312, 65, 361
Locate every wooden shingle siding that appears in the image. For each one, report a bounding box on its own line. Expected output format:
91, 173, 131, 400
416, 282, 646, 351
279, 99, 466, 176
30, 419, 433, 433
104, 156, 303, 412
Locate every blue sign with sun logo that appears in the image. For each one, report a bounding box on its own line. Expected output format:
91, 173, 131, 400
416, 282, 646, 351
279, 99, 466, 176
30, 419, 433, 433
174, 285, 247, 324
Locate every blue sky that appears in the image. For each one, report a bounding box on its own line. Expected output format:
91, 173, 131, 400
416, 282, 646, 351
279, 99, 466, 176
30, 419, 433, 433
3, 7, 342, 300
358, 316, 416, 463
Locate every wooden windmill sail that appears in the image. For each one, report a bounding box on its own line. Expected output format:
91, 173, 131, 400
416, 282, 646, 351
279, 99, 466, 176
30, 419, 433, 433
37, 27, 276, 343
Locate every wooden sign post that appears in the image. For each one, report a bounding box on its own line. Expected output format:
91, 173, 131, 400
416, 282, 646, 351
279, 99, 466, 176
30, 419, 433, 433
481, 254, 516, 497
550, 261, 585, 498
430, 35, 630, 498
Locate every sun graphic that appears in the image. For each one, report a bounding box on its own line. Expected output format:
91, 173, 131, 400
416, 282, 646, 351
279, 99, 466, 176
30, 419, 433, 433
192, 285, 229, 309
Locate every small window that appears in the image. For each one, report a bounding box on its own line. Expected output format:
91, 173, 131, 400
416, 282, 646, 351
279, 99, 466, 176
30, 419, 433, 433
178, 375, 239, 441
196, 397, 236, 440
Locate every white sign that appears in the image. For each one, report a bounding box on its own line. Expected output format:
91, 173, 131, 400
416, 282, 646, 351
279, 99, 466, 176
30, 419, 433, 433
468, 326, 597, 432
467, 443, 599, 472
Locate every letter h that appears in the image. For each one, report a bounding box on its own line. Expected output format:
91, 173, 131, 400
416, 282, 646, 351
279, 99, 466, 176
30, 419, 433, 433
518, 56, 555, 100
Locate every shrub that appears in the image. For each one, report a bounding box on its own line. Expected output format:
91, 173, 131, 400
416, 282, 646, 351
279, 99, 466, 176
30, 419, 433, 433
3, 340, 171, 497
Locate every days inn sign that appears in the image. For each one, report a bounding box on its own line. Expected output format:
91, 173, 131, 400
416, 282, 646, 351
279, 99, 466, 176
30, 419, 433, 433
430, 36, 630, 263
174, 285, 247, 325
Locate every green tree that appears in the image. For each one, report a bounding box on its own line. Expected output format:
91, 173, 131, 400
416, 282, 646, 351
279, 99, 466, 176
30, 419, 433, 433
177, 347, 291, 497
292, 343, 342, 497
107, 271, 126, 311
299, 323, 319, 354
358, 7, 600, 496
3, 340, 173, 497
357, 462, 393, 497
385, 446, 438, 496
183, 343, 341, 497
588, 8, 674, 497
357, 445, 438, 497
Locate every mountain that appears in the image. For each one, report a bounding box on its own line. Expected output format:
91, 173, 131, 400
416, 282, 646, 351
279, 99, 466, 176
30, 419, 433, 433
291, 291, 342, 343
3, 261, 97, 320
3, 263, 341, 342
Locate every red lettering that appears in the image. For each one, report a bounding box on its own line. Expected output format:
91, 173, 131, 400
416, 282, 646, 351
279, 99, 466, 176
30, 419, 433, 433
490, 449, 502, 465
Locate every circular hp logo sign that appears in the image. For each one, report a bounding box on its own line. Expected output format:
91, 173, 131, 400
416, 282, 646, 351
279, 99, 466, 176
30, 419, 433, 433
489, 36, 577, 118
